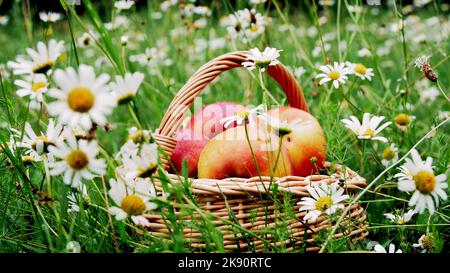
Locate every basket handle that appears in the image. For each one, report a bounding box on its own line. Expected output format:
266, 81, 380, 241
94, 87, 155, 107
157, 51, 309, 138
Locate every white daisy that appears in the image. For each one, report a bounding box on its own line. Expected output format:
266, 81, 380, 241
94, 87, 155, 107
242, 47, 282, 72
0, 15, 9, 26
115, 127, 152, 160
110, 72, 144, 104
250, 0, 267, 4
298, 182, 349, 222
65, 241, 81, 253
384, 209, 416, 224
47, 64, 116, 130
381, 144, 399, 167
413, 234, 435, 253
129, 47, 161, 66
14, 74, 48, 108
395, 149, 448, 214
220, 104, 266, 129
39, 12, 62, 23
357, 48, 372, 58
318, 0, 335, 6
120, 142, 159, 179
221, 9, 269, 42
315, 62, 351, 89
77, 32, 97, 48
419, 87, 439, 103
260, 115, 311, 137
47, 130, 106, 188
374, 243, 403, 253
18, 119, 63, 156
104, 16, 129, 30
120, 35, 129, 46
341, 112, 392, 142
114, 0, 135, 10
347, 62, 374, 81
7, 39, 65, 75
108, 177, 157, 226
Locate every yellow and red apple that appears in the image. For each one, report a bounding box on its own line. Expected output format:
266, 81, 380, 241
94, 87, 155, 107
187, 101, 246, 139
267, 107, 327, 176
197, 123, 293, 179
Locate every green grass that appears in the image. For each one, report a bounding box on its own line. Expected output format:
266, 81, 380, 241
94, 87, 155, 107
0, 0, 449, 253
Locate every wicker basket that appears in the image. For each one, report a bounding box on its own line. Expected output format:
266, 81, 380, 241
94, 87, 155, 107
147, 51, 368, 252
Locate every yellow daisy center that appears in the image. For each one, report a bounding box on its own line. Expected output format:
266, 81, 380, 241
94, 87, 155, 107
67, 87, 95, 113
413, 170, 436, 194
236, 109, 250, 119
395, 113, 411, 126
32, 61, 54, 74
382, 147, 396, 160
362, 128, 375, 138
315, 196, 333, 212
58, 52, 67, 62
31, 81, 46, 92
121, 194, 146, 216
354, 63, 367, 75
328, 71, 340, 80
422, 235, 435, 251
22, 155, 36, 164
128, 130, 145, 143
66, 149, 89, 170
117, 92, 134, 104
31, 136, 52, 153
137, 164, 158, 178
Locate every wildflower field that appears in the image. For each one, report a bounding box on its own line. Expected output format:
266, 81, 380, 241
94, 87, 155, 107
0, 0, 449, 254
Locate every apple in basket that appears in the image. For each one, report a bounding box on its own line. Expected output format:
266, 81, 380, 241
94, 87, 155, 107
187, 101, 246, 139
170, 102, 245, 177
267, 106, 327, 177
170, 128, 209, 177
197, 121, 293, 179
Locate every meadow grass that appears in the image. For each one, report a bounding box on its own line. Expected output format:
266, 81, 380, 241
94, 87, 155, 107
0, 0, 449, 253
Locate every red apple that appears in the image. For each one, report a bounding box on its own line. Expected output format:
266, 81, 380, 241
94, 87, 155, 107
197, 123, 293, 179
268, 107, 327, 176
170, 128, 209, 177
187, 101, 246, 139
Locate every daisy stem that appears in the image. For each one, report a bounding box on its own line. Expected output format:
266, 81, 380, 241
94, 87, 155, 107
360, 140, 366, 175
345, 78, 358, 96
271, 135, 284, 179
258, 69, 269, 106
100, 176, 120, 253
43, 156, 52, 197
337, 0, 342, 63
244, 122, 264, 185
339, 86, 363, 113
121, 45, 128, 72
319, 117, 450, 253
128, 102, 143, 130
436, 80, 450, 103
65, 7, 80, 67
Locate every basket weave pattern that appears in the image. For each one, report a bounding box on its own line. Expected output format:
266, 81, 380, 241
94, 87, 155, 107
148, 51, 368, 252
